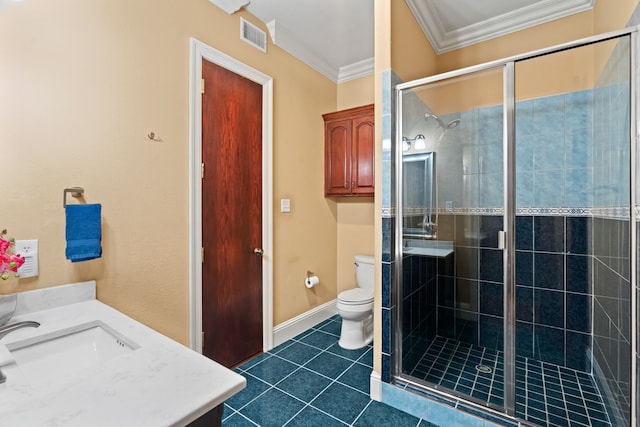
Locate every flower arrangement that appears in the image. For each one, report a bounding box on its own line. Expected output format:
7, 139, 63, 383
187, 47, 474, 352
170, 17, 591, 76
0, 229, 25, 280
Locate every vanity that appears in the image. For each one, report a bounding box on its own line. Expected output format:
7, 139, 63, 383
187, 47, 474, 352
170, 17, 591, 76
0, 281, 245, 426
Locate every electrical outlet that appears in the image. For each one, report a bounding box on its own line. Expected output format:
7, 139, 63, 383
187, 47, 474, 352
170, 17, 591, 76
14, 239, 38, 278
280, 198, 291, 213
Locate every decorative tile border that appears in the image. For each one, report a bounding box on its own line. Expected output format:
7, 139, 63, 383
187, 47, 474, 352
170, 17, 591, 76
385, 205, 639, 220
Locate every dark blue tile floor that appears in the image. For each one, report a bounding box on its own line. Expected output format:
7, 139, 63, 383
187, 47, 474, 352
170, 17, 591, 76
223, 315, 436, 427
405, 336, 613, 427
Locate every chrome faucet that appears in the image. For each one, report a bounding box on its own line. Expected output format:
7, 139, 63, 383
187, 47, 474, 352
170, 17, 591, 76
0, 321, 40, 384
418, 215, 437, 239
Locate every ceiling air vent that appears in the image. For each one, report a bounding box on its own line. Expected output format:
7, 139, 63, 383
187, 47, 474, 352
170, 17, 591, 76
240, 17, 267, 53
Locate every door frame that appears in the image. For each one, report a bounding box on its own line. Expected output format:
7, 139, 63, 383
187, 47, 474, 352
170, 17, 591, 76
188, 38, 274, 354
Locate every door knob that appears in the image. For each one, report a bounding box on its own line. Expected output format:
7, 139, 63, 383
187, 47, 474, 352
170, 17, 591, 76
253, 248, 264, 256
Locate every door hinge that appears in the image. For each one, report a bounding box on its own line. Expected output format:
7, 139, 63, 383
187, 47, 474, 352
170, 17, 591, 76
201, 78, 205, 94
201, 247, 205, 263
201, 162, 205, 179
201, 331, 205, 348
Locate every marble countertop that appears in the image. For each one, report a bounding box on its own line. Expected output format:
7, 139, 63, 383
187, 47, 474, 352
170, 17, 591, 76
0, 282, 246, 426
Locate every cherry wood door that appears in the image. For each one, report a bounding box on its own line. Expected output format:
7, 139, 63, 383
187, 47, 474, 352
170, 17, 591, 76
201, 59, 263, 368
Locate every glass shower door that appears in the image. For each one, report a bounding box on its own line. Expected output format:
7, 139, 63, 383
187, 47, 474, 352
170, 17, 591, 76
513, 36, 632, 427
398, 65, 507, 410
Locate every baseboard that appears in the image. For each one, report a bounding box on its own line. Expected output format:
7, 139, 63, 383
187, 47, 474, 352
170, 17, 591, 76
272, 299, 337, 347
370, 371, 382, 401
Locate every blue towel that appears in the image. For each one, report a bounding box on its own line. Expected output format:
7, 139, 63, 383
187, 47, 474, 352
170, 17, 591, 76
65, 204, 102, 262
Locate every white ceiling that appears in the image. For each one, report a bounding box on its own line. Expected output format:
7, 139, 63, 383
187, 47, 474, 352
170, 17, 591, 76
244, 0, 374, 83
241, 0, 597, 83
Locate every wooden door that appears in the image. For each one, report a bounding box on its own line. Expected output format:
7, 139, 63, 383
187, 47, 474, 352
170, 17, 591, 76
201, 59, 263, 368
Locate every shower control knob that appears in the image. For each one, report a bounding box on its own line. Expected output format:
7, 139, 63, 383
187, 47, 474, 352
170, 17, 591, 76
253, 248, 264, 256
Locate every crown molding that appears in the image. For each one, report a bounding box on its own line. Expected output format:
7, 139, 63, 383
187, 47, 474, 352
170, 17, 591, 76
338, 57, 374, 83
407, 0, 596, 54
266, 20, 339, 82
206, 0, 249, 14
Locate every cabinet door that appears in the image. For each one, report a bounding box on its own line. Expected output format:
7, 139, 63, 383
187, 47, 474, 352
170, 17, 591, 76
350, 115, 375, 196
325, 119, 352, 196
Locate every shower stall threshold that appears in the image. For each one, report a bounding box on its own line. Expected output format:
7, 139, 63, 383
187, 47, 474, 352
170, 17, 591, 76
400, 336, 615, 427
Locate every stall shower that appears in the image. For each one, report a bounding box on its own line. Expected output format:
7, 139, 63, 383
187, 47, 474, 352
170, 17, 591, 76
391, 29, 637, 427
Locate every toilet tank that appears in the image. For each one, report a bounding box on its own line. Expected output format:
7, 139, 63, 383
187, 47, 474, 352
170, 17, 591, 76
355, 255, 374, 290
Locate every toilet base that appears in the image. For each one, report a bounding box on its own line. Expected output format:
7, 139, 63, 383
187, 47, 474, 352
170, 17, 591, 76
338, 313, 373, 350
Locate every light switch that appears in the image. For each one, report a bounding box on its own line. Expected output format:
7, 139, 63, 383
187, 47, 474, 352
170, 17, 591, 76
280, 199, 291, 213
14, 239, 38, 278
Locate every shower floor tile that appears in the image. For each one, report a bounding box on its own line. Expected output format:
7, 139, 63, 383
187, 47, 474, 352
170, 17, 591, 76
404, 336, 613, 427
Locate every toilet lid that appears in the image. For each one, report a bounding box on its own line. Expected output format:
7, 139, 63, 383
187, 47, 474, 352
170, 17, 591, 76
338, 288, 373, 304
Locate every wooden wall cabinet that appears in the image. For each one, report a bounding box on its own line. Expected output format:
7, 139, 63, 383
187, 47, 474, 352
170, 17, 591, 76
322, 104, 374, 197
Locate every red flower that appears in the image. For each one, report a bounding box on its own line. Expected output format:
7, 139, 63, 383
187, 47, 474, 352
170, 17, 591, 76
0, 230, 22, 280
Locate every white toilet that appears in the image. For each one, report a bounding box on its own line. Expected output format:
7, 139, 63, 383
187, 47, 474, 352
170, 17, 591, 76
337, 255, 374, 350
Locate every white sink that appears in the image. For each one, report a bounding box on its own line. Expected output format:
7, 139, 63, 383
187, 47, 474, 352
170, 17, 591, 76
5, 321, 139, 386
403, 239, 454, 257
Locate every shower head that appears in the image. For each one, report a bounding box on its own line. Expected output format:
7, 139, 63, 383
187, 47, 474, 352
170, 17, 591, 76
447, 119, 460, 129
425, 113, 460, 130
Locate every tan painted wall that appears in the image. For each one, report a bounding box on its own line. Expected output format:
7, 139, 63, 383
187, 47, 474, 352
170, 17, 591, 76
335, 75, 375, 294
337, 75, 375, 110
594, 0, 639, 33
0, 0, 339, 343
390, 0, 438, 83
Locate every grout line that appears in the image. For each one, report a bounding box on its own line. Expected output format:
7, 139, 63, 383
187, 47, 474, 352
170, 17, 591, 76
227, 411, 261, 426
349, 399, 372, 426
539, 363, 552, 427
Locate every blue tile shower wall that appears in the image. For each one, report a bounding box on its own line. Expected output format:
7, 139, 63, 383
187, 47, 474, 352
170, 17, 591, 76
401, 215, 593, 373
515, 215, 592, 371
381, 69, 400, 384
592, 217, 631, 426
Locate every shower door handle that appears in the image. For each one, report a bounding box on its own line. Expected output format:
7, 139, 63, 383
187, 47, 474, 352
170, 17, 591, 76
498, 231, 506, 250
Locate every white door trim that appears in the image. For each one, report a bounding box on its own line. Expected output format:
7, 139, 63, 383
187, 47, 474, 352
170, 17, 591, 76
188, 38, 274, 353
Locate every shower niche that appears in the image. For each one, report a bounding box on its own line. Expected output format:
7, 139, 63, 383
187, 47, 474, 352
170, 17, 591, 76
392, 30, 635, 427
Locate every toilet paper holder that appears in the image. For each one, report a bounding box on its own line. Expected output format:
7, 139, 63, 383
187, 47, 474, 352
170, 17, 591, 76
307, 270, 315, 278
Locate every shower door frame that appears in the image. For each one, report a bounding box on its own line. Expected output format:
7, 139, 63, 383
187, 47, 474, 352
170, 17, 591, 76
393, 26, 639, 425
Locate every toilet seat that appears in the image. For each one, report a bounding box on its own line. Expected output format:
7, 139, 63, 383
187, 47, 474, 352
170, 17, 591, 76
338, 288, 373, 305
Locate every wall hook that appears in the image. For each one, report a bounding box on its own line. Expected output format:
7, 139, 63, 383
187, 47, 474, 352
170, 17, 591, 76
147, 132, 161, 141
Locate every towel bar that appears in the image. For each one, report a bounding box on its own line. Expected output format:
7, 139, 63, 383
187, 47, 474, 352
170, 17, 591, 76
63, 187, 84, 208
